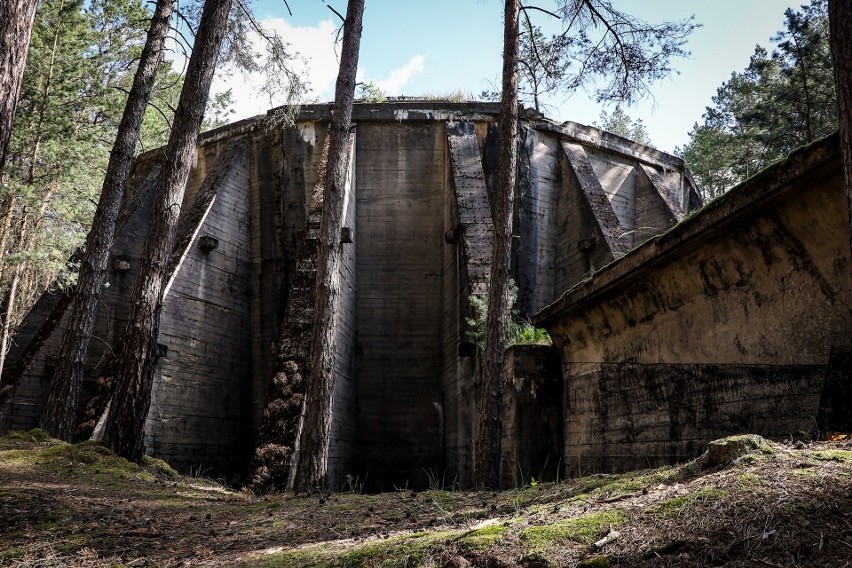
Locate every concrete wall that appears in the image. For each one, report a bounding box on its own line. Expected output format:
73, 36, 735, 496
3, 102, 703, 487
146, 142, 253, 479
516, 126, 560, 316
536, 135, 852, 474
500, 345, 562, 488
354, 122, 447, 489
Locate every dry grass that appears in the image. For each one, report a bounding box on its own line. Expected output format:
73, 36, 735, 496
1, 431, 851, 567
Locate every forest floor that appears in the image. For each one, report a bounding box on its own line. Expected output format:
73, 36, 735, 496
0, 430, 851, 567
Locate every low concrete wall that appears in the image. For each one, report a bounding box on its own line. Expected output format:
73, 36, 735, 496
500, 345, 562, 488
536, 135, 852, 474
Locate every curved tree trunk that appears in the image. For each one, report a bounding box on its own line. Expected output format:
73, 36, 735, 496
291, 0, 365, 492
829, 0, 852, 266
475, 0, 520, 489
0, 0, 38, 178
102, 0, 232, 463
40, 0, 175, 442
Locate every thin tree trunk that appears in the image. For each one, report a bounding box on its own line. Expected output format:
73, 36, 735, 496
24, 0, 65, 188
829, 0, 852, 267
475, 0, 520, 489
0, 0, 38, 178
41, 0, 175, 442
102, 0, 232, 463
0, 194, 17, 283
0, 201, 33, 377
291, 0, 365, 492
0, 272, 22, 376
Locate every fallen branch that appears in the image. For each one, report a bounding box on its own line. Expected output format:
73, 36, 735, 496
593, 529, 620, 549
600, 492, 638, 503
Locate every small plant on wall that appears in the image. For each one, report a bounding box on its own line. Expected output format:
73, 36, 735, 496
466, 279, 551, 348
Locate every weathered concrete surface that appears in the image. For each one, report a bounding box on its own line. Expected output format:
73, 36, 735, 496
354, 122, 447, 489
536, 135, 852, 474
500, 344, 562, 488
2, 102, 701, 487
147, 139, 253, 478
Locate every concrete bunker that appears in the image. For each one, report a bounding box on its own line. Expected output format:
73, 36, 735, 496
535, 134, 852, 475
11, 101, 840, 489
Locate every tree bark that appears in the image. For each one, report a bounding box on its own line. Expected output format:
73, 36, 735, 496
0, 194, 17, 283
102, 0, 232, 463
475, 0, 520, 489
291, 0, 365, 492
829, 0, 852, 265
40, 0, 175, 442
0, 200, 33, 377
0, 0, 38, 179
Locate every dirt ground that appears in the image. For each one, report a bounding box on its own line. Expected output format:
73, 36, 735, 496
1, 430, 851, 567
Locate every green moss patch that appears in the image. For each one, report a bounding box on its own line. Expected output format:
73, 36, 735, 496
578, 556, 611, 568
0, 428, 53, 450
457, 523, 508, 551
258, 528, 462, 567
649, 487, 729, 518
811, 450, 852, 463
0, 439, 179, 483
521, 510, 626, 550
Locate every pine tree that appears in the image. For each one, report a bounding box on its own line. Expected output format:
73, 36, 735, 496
681, 0, 836, 199
291, 0, 366, 493
41, 0, 175, 442
476, 0, 695, 488
102, 0, 233, 463
828, 0, 852, 263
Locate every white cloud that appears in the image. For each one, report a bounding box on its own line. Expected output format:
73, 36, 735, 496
209, 17, 342, 121
377, 55, 426, 95
167, 17, 427, 122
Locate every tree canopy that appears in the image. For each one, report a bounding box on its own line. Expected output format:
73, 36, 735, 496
680, 0, 836, 200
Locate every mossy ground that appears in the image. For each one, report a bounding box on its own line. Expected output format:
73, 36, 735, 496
1, 431, 851, 567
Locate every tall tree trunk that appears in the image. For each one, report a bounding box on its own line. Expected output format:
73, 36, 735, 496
0, 201, 33, 377
291, 0, 365, 492
0, 0, 67, 378
101, 0, 232, 463
475, 0, 520, 489
0, 0, 38, 178
25, 0, 66, 187
829, 0, 852, 264
41, 0, 175, 442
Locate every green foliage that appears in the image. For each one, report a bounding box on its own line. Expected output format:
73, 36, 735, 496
518, 2, 696, 109
594, 105, 652, 146
357, 81, 387, 102
0, 0, 187, 335
680, 0, 836, 199
465, 280, 551, 348
512, 325, 551, 345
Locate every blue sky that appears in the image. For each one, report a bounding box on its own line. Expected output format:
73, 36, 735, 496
216, 0, 799, 153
